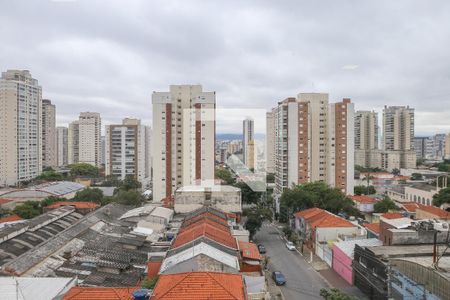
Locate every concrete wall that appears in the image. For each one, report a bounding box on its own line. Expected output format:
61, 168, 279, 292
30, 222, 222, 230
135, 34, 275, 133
332, 244, 353, 284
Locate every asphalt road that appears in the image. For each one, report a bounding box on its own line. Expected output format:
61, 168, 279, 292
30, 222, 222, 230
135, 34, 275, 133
254, 223, 328, 300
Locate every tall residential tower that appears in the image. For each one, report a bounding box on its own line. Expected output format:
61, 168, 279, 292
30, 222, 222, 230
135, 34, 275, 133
42, 99, 57, 168
68, 112, 101, 167
152, 85, 215, 202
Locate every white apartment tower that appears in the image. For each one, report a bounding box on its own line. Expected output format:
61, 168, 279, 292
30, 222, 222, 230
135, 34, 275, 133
243, 117, 255, 169
354, 111, 379, 167
42, 99, 57, 168
68, 112, 101, 167
382, 106, 416, 170
272, 93, 354, 202
56, 126, 68, 167
105, 118, 151, 185
152, 85, 215, 202
0, 70, 42, 186
266, 110, 276, 173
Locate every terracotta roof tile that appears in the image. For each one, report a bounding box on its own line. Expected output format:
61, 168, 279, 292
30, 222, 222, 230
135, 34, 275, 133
152, 272, 246, 300
352, 195, 376, 204
296, 208, 355, 229
417, 206, 450, 219
401, 202, 424, 213
180, 215, 229, 233
172, 223, 237, 249
364, 223, 380, 235
0, 214, 22, 224
0, 198, 13, 205
238, 241, 261, 261
294, 208, 324, 219
62, 287, 135, 300
46, 201, 99, 209
381, 212, 403, 219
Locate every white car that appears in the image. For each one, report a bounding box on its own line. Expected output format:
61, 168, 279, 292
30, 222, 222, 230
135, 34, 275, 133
286, 241, 296, 251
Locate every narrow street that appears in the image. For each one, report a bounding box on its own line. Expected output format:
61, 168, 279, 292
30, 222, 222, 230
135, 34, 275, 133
254, 223, 328, 300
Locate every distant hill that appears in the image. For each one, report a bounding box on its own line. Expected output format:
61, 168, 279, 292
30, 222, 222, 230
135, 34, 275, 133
216, 133, 265, 141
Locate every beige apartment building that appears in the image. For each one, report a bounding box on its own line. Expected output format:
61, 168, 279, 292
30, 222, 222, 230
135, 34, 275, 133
354, 110, 378, 167
445, 133, 450, 160
0, 70, 42, 186
266, 110, 275, 173
105, 118, 151, 186
271, 93, 354, 207
152, 85, 215, 202
242, 117, 254, 169
42, 99, 57, 168
56, 126, 68, 167
68, 112, 101, 167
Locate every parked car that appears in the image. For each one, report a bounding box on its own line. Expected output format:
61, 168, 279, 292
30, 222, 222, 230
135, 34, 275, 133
258, 244, 266, 254
272, 271, 286, 285
286, 241, 296, 251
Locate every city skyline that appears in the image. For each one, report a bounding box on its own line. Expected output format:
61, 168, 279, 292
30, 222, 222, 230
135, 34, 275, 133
2, 1, 450, 135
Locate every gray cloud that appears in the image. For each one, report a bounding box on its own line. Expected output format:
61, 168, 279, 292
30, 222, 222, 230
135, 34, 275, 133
1, 0, 450, 135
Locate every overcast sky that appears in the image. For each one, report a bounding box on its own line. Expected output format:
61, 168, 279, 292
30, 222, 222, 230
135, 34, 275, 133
1, 0, 450, 135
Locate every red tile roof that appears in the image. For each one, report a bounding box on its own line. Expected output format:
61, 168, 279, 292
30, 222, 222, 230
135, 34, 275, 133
238, 241, 262, 261
0, 214, 22, 224
152, 272, 246, 300
172, 223, 237, 249
381, 212, 403, 219
62, 287, 135, 300
417, 205, 450, 219
46, 201, 99, 209
364, 223, 380, 235
180, 215, 230, 233
401, 202, 424, 213
296, 208, 355, 229
0, 198, 13, 205
352, 195, 376, 204
147, 261, 162, 279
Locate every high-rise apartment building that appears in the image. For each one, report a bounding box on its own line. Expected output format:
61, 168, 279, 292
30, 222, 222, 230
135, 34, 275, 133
243, 117, 254, 168
354, 111, 378, 167
68, 121, 79, 164
42, 99, 57, 168
0, 70, 42, 186
272, 93, 354, 205
413, 137, 434, 159
56, 126, 68, 167
68, 112, 101, 167
445, 134, 450, 160
432, 133, 446, 160
152, 85, 215, 202
266, 110, 275, 173
105, 118, 151, 185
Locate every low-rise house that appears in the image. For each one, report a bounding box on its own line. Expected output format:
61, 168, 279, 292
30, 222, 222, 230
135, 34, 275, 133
379, 217, 412, 245
0, 214, 24, 228
416, 205, 450, 220
174, 185, 242, 215
363, 223, 380, 239
151, 271, 247, 300
351, 195, 376, 213
399, 202, 423, 218
238, 241, 262, 273
147, 206, 174, 225
332, 238, 382, 284
294, 208, 359, 264
404, 183, 439, 206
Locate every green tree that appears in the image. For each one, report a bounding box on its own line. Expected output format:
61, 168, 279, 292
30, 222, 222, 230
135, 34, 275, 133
279, 182, 359, 222
411, 173, 423, 181
73, 188, 104, 204
234, 181, 262, 204
374, 196, 397, 213
101, 175, 121, 187
320, 288, 358, 300
215, 168, 236, 185
13, 201, 41, 219
244, 205, 272, 239
36, 170, 64, 181
266, 173, 275, 183
392, 168, 401, 176
113, 190, 142, 206
433, 187, 450, 207
354, 185, 376, 195
68, 163, 99, 177
118, 175, 141, 192
40, 196, 66, 208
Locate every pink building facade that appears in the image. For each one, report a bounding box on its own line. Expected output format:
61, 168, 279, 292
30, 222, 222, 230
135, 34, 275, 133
332, 244, 353, 284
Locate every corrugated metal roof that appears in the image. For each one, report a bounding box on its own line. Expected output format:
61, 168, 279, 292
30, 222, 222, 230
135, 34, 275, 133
150, 207, 174, 220
0, 277, 77, 300
334, 238, 382, 258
